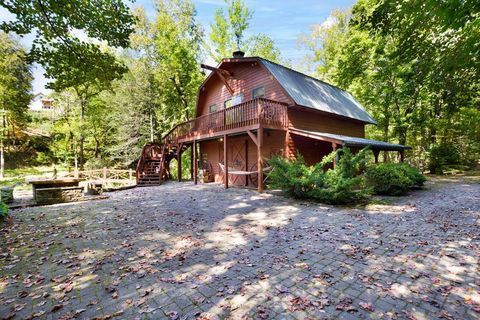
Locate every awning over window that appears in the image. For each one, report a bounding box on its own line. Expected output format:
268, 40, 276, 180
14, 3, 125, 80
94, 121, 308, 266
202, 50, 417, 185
290, 128, 410, 151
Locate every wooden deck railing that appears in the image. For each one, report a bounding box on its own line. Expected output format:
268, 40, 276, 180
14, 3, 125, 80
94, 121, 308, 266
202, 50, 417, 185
164, 98, 288, 144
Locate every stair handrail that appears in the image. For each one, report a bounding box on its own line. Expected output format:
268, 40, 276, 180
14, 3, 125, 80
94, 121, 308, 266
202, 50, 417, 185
135, 145, 147, 182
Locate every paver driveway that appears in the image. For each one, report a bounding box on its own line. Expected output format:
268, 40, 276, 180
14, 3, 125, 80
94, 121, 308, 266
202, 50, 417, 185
1, 178, 479, 320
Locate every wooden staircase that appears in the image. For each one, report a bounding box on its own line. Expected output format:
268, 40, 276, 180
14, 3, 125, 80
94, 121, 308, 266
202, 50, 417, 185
136, 142, 188, 186
136, 143, 166, 186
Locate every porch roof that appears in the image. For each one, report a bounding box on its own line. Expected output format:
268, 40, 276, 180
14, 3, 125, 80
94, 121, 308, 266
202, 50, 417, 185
290, 128, 411, 151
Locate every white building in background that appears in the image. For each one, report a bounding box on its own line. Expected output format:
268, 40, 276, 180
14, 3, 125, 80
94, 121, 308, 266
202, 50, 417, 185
29, 92, 54, 112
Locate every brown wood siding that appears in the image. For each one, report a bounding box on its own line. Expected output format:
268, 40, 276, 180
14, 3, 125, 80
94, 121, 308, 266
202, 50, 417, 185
199, 129, 285, 187
290, 135, 334, 166
288, 107, 365, 137
197, 61, 292, 117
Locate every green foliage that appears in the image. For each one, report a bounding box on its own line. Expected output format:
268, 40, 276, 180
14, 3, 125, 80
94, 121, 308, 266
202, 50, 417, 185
34, 151, 54, 166
0, 201, 8, 220
0, 32, 32, 125
153, 0, 204, 123
209, 0, 283, 62
0, 0, 135, 90
300, 1, 480, 169
40, 1, 205, 170
0, 32, 33, 177
298, 8, 351, 83
365, 163, 425, 196
268, 155, 319, 199
313, 148, 371, 204
428, 143, 462, 174
210, 0, 252, 59
268, 148, 372, 204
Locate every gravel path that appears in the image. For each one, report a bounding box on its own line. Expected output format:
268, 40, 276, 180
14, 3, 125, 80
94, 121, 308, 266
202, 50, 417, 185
1, 177, 479, 320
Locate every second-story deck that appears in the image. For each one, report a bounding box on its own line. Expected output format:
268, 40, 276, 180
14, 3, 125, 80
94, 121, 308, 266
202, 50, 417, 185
163, 98, 289, 145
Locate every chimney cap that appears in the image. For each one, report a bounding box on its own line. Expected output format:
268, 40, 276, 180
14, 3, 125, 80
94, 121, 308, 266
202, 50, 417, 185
233, 50, 245, 58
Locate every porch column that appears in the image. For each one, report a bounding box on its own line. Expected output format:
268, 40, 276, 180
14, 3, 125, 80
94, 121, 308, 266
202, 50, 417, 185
284, 129, 292, 159
332, 143, 337, 168
224, 135, 228, 189
257, 126, 264, 193
193, 140, 197, 185
399, 150, 405, 163
373, 150, 380, 164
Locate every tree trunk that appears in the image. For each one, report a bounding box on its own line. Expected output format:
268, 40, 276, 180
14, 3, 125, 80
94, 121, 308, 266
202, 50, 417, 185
94, 136, 100, 158
150, 111, 154, 143
0, 109, 5, 179
78, 97, 86, 169
383, 103, 390, 162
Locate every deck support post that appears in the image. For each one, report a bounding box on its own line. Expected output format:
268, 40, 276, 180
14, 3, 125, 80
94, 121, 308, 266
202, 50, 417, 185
257, 126, 264, 193
245, 138, 248, 187
373, 150, 380, 164
399, 150, 405, 163
224, 135, 228, 189
190, 144, 194, 180
193, 140, 197, 184
177, 148, 182, 182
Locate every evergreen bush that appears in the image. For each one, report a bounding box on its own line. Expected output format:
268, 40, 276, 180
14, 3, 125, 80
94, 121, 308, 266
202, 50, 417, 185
428, 143, 461, 174
0, 202, 8, 221
268, 148, 372, 204
365, 163, 425, 195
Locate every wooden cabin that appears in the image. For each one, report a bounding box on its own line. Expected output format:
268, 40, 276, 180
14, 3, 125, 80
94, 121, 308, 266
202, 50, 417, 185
136, 52, 409, 192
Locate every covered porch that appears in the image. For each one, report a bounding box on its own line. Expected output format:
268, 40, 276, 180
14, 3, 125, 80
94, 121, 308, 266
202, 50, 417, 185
289, 128, 411, 166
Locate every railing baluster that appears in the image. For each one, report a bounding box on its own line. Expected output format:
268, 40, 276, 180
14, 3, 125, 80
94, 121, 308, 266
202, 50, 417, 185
159, 98, 288, 145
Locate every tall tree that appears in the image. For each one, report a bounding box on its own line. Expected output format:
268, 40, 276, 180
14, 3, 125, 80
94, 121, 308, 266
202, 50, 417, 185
1, 0, 137, 168
209, 0, 282, 62
298, 8, 351, 82
0, 32, 32, 178
0, 0, 135, 89
301, 0, 480, 168
153, 0, 204, 126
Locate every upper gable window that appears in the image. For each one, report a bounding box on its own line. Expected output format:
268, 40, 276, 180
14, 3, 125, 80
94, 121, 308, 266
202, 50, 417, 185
209, 104, 218, 113
252, 86, 265, 99
224, 99, 232, 109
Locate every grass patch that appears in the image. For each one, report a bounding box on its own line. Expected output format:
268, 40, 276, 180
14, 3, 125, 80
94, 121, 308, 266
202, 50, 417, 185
0, 166, 61, 190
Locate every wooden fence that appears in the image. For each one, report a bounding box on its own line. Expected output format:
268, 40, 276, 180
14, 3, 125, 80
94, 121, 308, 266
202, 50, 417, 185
62, 168, 135, 183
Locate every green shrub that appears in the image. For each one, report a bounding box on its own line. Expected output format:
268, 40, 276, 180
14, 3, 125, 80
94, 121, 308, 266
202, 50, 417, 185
312, 147, 372, 204
428, 143, 461, 174
366, 163, 425, 196
33, 151, 54, 165
268, 148, 372, 204
268, 155, 322, 199
0, 202, 8, 221
396, 163, 426, 187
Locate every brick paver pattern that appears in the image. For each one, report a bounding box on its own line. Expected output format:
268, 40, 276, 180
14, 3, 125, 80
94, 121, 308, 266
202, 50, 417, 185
1, 179, 479, 319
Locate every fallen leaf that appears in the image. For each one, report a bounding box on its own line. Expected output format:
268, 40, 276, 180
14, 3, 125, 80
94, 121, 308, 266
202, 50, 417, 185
168, 311, 179, 320
359, 302, 374, 312
51, 304, 63, 312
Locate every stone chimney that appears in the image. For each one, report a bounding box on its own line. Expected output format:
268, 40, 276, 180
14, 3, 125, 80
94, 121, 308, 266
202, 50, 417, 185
232, 50, 245, 58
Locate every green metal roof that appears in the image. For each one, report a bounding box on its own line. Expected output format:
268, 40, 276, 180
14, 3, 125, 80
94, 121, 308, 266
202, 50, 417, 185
259, 58, 377, 124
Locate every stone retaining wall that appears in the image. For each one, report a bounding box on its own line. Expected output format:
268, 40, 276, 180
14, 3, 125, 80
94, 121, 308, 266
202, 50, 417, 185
35, 186, 84, 205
